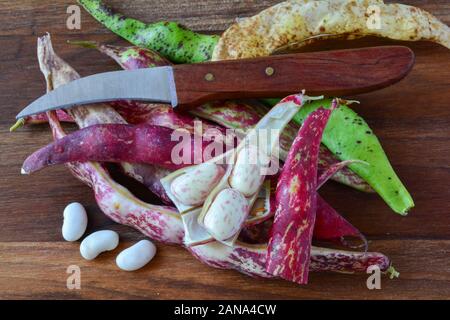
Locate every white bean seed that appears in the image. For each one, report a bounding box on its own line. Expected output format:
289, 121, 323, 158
116, 240, 157, 271
80, 230, 119, 260
62, 202, 88, 242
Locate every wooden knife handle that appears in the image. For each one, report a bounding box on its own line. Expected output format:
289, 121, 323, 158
172, 46, 414, 108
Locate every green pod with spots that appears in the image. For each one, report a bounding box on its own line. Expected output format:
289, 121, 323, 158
78, 0, 219, 63
293, 99, 414, 215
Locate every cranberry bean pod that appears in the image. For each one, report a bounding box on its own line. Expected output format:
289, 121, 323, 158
37, 34, 174, 202
266, 106, 333, 284
22, 123, 215, 173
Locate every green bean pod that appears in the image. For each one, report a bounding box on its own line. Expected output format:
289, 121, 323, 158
78, 0, 218, 63
293, 99, 414, 215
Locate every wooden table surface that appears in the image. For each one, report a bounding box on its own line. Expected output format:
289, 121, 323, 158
0, 0, 449, 300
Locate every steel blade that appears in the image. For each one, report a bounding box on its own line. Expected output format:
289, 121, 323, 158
16, 67, 177, 119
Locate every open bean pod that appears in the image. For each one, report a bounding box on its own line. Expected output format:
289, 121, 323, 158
162, 93, 314, 246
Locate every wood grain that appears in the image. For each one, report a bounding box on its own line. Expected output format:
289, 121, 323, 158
174, 46, 415, 107
0, 0, 449, 300
1, 240, 449, 299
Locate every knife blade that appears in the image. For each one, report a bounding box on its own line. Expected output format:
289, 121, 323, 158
16, 46, 414, 119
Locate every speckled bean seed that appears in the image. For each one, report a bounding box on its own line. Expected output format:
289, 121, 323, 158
204, 188, 249, 241
171, 163, 225, 206
229, 146, 268, 196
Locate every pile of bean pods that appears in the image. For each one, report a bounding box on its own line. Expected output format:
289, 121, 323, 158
16, 0, 450, 284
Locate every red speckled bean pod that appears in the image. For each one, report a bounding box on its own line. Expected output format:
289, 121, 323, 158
37, 34, 177, 203
266, 106, 333, 284
317, 159, 365, 190
314, 195, 366, 248
22, 123, 217, 173
190, 241, 390, 278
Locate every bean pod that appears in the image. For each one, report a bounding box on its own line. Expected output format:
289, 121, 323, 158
267, 105, 334, 284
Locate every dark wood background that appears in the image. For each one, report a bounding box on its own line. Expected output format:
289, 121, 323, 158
0, 0, 449, 299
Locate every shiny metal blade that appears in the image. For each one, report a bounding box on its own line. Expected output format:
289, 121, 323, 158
16, 66, 177, 119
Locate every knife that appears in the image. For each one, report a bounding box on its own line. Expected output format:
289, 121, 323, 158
16, 46, 414, 119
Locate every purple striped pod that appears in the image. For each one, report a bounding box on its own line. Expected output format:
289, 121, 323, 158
190, 241, 391, 278
266, 105, 333, 284
35, 34, 206, 202
22, 123, 221, 174
196, 93, 309, 245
